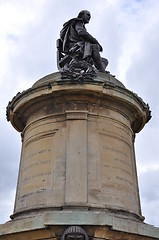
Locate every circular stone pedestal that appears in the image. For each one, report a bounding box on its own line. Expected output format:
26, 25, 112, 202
7, 72, 150, 221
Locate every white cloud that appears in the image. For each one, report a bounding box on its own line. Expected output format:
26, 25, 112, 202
114, 0, 159, 83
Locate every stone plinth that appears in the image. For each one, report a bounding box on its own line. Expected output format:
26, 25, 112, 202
7, 72, 149, 221
0, 211, 159, 239
1, 72, 158, 240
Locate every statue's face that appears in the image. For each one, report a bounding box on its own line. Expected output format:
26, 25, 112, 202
82, 11, 91, 24
65, 233, 85, 240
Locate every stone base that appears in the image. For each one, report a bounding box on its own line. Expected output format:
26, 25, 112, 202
0, 211, 159, 239
4, 72, 155, 240
7, 72, 150, 221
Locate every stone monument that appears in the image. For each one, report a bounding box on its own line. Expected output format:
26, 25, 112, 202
0, 10, 159, 240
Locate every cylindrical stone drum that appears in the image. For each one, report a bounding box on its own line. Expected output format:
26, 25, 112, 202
7, 72, 150, 221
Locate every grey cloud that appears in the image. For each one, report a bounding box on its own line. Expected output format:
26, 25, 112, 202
139, 169, 159, 226
139, 169, 159, 202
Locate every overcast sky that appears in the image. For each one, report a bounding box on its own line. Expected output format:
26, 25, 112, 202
0, 0, 159, 227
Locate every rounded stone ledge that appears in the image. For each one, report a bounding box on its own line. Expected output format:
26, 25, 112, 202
7, 72, 150, 133
32, 72, 126, 89
10, 204, 144, 222
1, 211, 159, 239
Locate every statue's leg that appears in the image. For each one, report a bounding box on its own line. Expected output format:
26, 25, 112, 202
102, 58, 109, 69
92, 44, 106, 72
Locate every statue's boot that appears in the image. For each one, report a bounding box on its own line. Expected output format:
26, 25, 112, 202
94, 57, 106, 72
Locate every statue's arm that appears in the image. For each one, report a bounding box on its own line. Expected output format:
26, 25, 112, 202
75, 22, 98, 44
75, 22, 103, 51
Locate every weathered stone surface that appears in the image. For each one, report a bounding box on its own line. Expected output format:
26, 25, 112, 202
65, 116, 88, 204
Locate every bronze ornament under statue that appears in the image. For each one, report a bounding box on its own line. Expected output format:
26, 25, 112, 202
57, 10, 109, 79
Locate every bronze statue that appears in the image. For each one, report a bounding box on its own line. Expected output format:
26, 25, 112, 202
57, 10, 108, 79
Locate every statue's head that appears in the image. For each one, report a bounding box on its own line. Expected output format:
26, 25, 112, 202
77, 10, 91, 24
61, 226, 89, 240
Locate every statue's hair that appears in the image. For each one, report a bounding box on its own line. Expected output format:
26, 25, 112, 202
77, 10, 90, 18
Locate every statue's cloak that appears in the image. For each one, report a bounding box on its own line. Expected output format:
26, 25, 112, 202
60, 18, 92, 59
